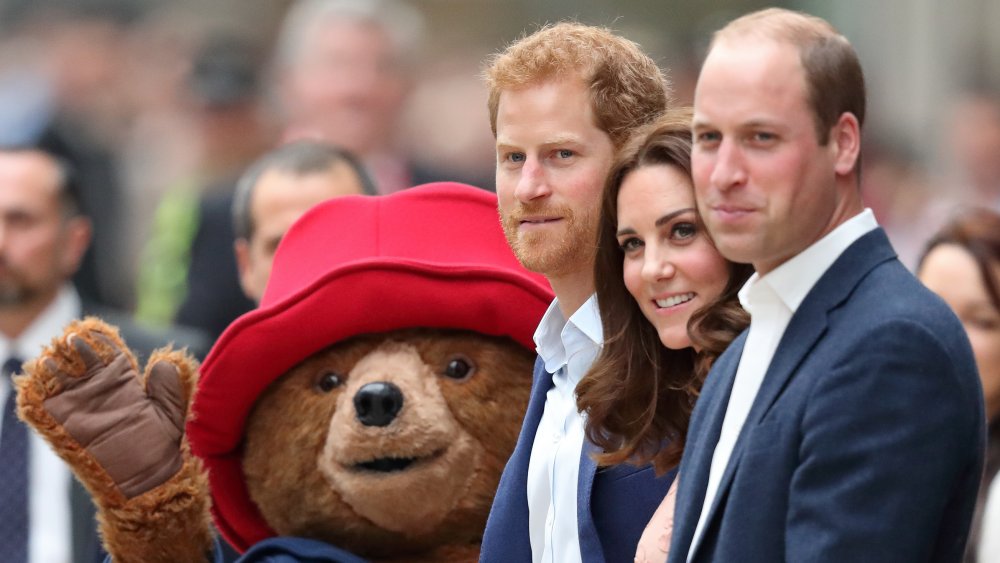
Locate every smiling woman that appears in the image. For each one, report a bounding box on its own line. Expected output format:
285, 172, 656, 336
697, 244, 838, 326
917, 207, 1000, 561
616, 163, 730, 350
577, 107, 751, 473
575, 108, 753, 563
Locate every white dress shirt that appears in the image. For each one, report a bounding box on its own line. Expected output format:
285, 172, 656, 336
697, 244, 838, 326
0, 285, 80, 563
527, 295, 602, 563
687, 210, 878, 561
979, 477, 1000, 563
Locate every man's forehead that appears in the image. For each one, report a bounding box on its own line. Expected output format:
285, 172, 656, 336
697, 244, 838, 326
495, 74, 589, 107
695, 38, 807, 105
494, 78, 603, 143
252, 164, 363, 217
496, 131, 587, 148
0, 153, 62, 206
0, 151, 59, 177
299, 18, 395, 63
703, 35, 800, 72
256, 161, 355, 186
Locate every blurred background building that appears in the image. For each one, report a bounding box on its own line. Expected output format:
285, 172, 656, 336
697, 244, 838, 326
0, 0, 998, 307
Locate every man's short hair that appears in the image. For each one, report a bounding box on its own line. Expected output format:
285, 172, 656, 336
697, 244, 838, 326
483, 22, 671, 149
231, 140, 376, 240
274, 0, 425, 71
712, 8, 866, 145
0, 145, 83, 218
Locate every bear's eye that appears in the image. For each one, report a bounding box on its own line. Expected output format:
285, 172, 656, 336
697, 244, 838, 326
443, 355, 475, 380
317, 371, 343, 393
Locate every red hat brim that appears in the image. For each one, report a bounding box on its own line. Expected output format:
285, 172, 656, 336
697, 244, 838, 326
186, 183, 552, 551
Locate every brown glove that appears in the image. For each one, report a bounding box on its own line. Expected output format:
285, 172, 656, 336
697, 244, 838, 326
16, 317, 213, 563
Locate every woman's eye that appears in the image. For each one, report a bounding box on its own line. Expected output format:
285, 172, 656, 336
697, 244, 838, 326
671, 222, 697, 240
968, 316, 1000, 332
507, 152, 525, 163
556, 149, 574, 159
619, 237, 642, 252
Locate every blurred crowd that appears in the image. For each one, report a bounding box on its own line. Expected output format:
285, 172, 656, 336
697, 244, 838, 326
0, 0, 997, 330
0, 0, 496, 340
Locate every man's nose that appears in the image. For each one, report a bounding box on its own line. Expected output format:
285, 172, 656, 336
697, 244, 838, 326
710, 139, 748, 191
514, 158, 551, 202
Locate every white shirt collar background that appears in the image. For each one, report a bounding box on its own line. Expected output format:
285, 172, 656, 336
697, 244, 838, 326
0, 284, 81, 563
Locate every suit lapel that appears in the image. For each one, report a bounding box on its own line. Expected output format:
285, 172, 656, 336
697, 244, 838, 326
503, 357, 555, 533
576, 441, 602, 561
515, 357, 554, 467
692, 300, 830, 554
749, 228, 896, 425
685, 229, 898, 560
670, 332, 746, 562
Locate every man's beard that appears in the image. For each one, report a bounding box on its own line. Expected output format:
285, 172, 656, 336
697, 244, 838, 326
0, 267, 39, 308
499, 202, 599, 278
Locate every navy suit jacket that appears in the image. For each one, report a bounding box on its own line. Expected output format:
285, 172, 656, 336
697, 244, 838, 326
668, 229, 985, 563
481, 356, 674, 563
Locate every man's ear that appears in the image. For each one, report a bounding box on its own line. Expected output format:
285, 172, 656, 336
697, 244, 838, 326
832, 112, 861, 177
234, 238, 256, 301
234, 238, 250, 278
60, 216, 92, 276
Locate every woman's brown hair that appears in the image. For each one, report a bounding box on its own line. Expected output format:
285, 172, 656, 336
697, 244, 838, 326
575, 108, 753, 474
918, 207, 1000, 313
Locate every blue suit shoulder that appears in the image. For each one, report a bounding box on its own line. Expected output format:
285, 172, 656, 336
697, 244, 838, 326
830, 257, 978, 385
235, 537, 369, 563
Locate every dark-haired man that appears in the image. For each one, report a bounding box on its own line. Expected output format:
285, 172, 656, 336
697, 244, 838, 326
230, 140, 375, 302
0, 147, 202, 563
174, 140, 374, 338
670, 8, 984, 562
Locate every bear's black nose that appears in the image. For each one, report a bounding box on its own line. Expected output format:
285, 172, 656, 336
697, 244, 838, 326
354, 382, 404, 427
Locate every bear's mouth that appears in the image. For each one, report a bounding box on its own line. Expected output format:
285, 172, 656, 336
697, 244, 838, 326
351, 449, 445, 473
354, 457, 416, 472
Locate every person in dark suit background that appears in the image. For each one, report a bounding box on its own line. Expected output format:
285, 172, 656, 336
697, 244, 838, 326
669, 8, 984, 563
273, 0, 450, 194
175, 140, 375, 344
479, 23, 673, 563
133, 32, 269, 341
0, 145, 207, 563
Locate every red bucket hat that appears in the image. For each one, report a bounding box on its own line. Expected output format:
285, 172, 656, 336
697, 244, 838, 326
186, 182, 552, 551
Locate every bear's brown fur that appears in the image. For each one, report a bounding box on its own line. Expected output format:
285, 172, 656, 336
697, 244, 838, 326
243, 328, 533, 560
16, 318, 214, 563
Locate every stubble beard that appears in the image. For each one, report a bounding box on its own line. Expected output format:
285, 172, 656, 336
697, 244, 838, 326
0, 263, 41, 309
500, 203, 598, 278
0, 281, 33, 308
